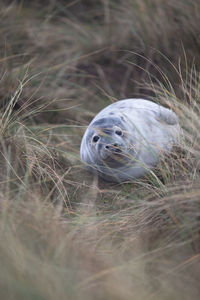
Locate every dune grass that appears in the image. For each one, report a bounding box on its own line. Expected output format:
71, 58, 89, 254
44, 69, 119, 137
0, 1, 200, 299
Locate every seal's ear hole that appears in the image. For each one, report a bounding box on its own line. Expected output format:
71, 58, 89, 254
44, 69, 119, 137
92, 135, 100, 143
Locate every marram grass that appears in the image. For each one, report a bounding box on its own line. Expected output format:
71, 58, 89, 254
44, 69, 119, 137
0, 1, 200, 299
0, 68, 199, 300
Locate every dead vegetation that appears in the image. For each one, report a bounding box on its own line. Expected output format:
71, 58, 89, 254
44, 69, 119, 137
0, 1, 200, 299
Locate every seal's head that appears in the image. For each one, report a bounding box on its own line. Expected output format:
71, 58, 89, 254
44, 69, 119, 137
81, 116, 132, 168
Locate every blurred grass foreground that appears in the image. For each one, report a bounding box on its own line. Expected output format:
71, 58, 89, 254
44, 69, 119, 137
0, 1, 200, 299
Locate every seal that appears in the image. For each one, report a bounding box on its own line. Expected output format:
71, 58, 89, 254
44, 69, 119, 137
80, 98, 180, 182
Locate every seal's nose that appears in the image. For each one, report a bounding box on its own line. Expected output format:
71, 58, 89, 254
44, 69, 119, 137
105, 143, 122, 153
105, 143, 118, 149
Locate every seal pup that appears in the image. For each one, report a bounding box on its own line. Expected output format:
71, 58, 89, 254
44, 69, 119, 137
80, 99, 180, 182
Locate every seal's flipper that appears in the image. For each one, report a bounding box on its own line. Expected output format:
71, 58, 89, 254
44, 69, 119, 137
157, 107, 178, 125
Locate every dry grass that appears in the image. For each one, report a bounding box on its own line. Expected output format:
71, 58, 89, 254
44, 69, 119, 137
0, 1, 200, 299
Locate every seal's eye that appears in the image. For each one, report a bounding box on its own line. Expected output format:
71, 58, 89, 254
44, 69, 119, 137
92, 135, 100, 143
115, 129, 123, 136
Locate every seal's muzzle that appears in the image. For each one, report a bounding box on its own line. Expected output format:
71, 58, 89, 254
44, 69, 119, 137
105, 143, 122, 154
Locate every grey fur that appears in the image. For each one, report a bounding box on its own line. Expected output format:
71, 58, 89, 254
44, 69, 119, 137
80, 99, 180, 182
